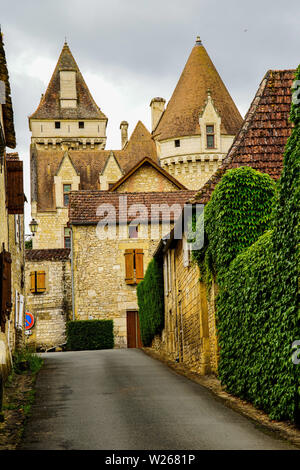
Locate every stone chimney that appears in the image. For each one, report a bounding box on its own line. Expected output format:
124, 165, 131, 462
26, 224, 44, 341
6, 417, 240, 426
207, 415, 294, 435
150, 97, 166, 132
120, 121, 128, 149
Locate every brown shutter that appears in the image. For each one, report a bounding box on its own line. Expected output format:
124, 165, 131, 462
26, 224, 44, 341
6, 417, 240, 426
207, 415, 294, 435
135, 249, 144, 284
0, 250, 12, 332
36, 271, 46, 293
30, 272, 36, 293
6, 160, 24, 214
125, 249, 134, 284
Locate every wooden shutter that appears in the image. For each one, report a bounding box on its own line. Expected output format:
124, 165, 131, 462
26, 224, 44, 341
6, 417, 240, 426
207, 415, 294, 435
124, 249, 134, 284
30, 272, 36, 293
36, 271, 46, 293
0, 250, 12, 332
135, 249, 144, 284
6, 160, 24, 214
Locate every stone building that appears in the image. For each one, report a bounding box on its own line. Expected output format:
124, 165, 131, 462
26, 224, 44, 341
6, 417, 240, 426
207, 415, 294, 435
69, 188, 196, 347
151, 37, 243, 189
147, 69, 295, 375
0, 33, 25, 401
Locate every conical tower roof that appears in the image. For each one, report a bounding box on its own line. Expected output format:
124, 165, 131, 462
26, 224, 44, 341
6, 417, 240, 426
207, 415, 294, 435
29, 42, 107, 121
153, 37, 242, 140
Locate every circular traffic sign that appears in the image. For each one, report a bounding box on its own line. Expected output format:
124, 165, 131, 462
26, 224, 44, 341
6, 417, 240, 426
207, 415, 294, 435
25, 312, 35, 330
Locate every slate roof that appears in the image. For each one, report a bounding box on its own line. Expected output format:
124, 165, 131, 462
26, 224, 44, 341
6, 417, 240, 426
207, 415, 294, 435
69, 190, 196, 225
25, 248, 70, 262
35, 120, 158, 211
190, 69, 295, 205
153, 37, 243, 141
29, 42, 107, 121
0, 32, 16, 148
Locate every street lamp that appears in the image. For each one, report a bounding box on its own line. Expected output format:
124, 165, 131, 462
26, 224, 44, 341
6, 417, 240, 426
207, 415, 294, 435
29, 218, 38, 236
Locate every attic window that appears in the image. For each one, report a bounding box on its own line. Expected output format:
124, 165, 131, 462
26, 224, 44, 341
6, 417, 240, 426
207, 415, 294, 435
79, 121, 84, 129
128, 224, 139, 239
206, 125, 215, 148
174, 139, 180, 148
55, 121, 61, 129
63, 184, 71, 206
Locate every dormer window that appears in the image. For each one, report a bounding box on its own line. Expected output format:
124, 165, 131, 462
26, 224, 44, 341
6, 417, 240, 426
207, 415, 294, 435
174, 139, 180, 148
55, 121, 61, 129
206, 125, 215, 148
79, 121, 84, 129
63, 184, 71, 206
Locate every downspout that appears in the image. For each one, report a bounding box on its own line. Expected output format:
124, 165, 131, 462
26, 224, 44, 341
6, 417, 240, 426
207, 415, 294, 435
70, 227, 75, 321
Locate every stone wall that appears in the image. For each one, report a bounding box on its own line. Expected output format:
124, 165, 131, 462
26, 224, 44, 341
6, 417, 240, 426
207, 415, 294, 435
25, 258, 72, 350
72, 222, 173, 348
115, 163, 180, 193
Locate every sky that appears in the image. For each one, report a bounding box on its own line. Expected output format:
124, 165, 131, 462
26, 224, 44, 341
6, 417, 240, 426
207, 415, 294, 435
1, 0, 299, 232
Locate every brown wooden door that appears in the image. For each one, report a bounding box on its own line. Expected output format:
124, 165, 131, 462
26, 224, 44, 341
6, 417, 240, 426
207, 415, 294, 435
127, 311, 142, 348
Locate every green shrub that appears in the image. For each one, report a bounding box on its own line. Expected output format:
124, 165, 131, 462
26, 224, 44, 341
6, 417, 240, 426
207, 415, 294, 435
13, 348, 43, 375
137, 259, 164, 346
66, 320, 114, 351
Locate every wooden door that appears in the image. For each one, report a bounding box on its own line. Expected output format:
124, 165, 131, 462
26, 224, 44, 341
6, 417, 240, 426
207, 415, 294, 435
127, 311, 142, 348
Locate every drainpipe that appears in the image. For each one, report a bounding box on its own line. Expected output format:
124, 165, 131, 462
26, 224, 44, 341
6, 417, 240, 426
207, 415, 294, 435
70, 227, 75, 321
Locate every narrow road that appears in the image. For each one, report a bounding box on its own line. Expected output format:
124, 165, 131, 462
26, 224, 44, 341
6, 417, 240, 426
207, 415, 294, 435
19, 350, 295, 450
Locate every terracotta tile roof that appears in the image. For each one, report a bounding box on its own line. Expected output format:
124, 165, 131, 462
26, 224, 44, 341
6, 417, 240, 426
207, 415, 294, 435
29, 42, 107, 121
25, 248, 70, 262
109, 156, 186, 191
153, 38, 243, 141
69, 190, 196, 225
0, 32, 16, 148
35, 121, 158, 211
190, 69, 296, 205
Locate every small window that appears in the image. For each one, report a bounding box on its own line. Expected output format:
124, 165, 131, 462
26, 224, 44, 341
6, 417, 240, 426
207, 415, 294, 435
206, 124, 215, 149
30, 271, 46, 294
79, 121, 84, 129
128, 224, 138, 239
63, 184, 71, 207
64, 227, 71, 248
55, 121, 61, 129
174, 139, 180, 148
108, 183, 115, 190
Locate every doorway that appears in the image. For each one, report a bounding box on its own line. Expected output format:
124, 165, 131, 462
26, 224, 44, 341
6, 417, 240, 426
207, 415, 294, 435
126, 311, 142, 348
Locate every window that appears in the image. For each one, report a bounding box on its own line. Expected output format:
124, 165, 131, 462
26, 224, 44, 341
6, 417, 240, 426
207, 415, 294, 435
128, 224, 138, 239
124, 249, 144, 284
174, 139, 180, 148
206, 124, 215, 148
30, 271, 46, 294
64, 227, 71, 248
108, 183, 115, 190
55, 121, 61, 129
79, 121, 84, 129
63, 184, 71, 206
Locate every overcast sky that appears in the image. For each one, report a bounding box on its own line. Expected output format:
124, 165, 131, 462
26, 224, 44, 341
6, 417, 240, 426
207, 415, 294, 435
1, 0, 299, 231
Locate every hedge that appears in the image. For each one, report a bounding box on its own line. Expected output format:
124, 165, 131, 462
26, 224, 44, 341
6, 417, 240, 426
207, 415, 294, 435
137, 259, 164, 346
66, 320, 114, 351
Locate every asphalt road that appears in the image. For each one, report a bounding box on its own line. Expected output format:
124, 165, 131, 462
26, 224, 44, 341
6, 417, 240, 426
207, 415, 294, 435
19, 349, 295, 450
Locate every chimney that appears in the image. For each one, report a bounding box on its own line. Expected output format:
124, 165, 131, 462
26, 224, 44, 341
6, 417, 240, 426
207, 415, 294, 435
150, 97, 166, 131
120, 121, 128, 149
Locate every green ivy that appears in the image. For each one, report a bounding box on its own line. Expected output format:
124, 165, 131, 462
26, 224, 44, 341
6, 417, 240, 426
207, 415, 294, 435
137, 259, 164, 346
194, 66, 300, 423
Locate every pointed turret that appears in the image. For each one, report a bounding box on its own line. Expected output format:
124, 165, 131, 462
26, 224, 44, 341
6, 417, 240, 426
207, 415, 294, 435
153, 37, 242, 140
30, 42, 107, 121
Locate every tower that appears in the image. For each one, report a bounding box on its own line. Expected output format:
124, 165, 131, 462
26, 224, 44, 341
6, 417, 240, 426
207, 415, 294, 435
151, 37, 243, 190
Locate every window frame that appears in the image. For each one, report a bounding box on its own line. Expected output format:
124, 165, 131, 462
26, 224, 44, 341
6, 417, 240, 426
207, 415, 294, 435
206, 124, 215, 149
64, 227, 71, 248
55, 121, 61, 129
174, 139, 181, 148
63, 183, 72, 207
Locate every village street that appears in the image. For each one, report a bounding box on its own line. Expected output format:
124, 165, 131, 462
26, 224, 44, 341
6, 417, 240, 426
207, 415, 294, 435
19, 350, 295, 450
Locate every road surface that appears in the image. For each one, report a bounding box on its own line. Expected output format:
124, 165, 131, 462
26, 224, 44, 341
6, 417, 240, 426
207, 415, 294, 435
19, 349, 296, 450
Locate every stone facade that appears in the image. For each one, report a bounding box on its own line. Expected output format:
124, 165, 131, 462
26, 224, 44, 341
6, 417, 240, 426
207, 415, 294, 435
25, 251, 72, 350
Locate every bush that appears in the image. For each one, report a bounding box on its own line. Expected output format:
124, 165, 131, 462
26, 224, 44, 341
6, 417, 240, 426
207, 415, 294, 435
13, 348, 43, 375
66, 320, 114, 351
137, 259, 164, 346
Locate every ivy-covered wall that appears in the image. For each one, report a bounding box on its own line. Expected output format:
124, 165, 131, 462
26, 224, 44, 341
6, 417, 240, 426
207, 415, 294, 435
137, 259, 164, 347
193, 67, 300, 423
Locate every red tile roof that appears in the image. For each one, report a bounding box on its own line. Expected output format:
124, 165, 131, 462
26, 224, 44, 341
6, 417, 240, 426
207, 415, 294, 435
69, 190, 196, 225
190, 69, 295, 204
25, 248, 70, 262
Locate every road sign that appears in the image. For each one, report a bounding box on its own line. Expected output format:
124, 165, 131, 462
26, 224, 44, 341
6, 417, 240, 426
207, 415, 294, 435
25, 312, 35, 330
